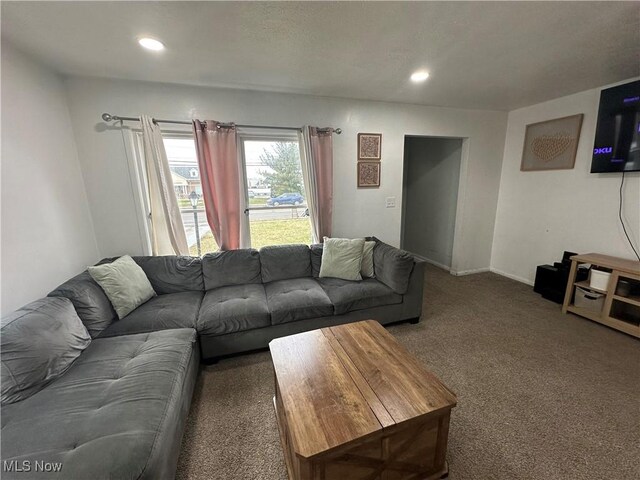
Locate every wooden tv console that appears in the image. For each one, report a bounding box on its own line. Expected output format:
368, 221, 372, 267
562, 253, 640, 338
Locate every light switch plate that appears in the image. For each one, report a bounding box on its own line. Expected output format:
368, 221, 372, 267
386, 196, 396, 208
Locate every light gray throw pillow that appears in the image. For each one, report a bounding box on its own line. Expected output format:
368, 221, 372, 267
88, 255, 156, 318
361, 241, 376, 278
1, 297, 91, 405
320, 237, 365, 281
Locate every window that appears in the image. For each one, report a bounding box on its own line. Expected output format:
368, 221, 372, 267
162, 136, 218, 256
133, 131, 311, 256
240, 135, 312, 248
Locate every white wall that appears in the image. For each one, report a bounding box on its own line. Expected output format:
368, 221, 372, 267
64, 76, 507, 273
491, 80, 640, 285
402, 137, 462, 269
1, 44, 99, 314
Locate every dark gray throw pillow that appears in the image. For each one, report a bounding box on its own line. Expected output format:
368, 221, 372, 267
1, 297, 91, 405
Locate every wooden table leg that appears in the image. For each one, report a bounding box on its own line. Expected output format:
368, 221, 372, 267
562, 259, 578, 314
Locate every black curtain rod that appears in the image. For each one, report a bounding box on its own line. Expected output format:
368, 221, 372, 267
100, 113, 342, 134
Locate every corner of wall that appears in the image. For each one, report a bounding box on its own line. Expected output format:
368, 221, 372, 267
60, 75, 101, 260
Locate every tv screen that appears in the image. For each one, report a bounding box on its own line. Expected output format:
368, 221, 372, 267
590, 79, 640, 173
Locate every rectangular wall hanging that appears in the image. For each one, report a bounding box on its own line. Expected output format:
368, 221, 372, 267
521, 114, 583, 171
358, 162, 381, 188
358, 133, 382, 161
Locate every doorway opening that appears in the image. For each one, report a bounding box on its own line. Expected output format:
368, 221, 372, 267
401, 136, 464, 271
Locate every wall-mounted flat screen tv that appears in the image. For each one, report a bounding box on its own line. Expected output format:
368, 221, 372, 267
590, 79, 640, 173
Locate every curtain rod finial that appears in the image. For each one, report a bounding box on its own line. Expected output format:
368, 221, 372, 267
102, 113, 114, 122
335, 128, 342, 135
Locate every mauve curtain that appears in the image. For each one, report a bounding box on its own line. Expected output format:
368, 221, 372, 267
300, 126, 334, 243
140, 115, 189, 256
192, 120, 241, 250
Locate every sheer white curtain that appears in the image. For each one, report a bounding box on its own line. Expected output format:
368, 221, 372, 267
140, 115, 189, 255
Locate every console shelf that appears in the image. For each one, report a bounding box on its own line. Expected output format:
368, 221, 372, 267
613, 294, 640, 308
562, 253, 640, 338
573, 280, 607, 294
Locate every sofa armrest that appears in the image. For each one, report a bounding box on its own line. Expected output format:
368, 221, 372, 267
401, 256, 426, 320
372, 239, 415, 294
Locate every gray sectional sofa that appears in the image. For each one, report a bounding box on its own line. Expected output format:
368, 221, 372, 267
1, 239, 425, 479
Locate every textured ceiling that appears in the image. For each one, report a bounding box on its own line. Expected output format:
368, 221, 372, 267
2, 1, 638, 110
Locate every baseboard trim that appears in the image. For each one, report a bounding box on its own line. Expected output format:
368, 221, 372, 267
420, 257, 451, 272
443, 265, 535, 286
451, 267, 490, 276
490, 268, 534, 286
403, 251, 452, 272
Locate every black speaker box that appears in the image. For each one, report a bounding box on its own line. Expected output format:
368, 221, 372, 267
534, 263, 587, 304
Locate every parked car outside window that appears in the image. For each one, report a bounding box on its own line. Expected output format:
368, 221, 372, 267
266, 193, 304, 206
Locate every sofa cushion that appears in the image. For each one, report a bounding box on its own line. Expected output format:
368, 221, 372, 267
1, 297, 91, 405
265, 278, 333, 324
317, 277, 403, 315
133, 255, 204, 293
260, 244, 311, 283
373, 240, 415, 294
48, 271, 117, 338
198, 284, 270, 336
202, 249, 261, 290
310, 243, 323, 277
98, 291, 203, 338
0, 329, 198, 480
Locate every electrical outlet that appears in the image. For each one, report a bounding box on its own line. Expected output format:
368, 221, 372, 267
385, 196, 396, 208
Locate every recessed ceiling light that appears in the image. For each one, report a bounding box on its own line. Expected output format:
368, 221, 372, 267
138, 37, 165, 51
410, 71, 430, 82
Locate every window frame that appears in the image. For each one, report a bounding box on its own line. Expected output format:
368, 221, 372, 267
130, 128, 310, 254
238, 131, 311, 248
238, 131, 302, 207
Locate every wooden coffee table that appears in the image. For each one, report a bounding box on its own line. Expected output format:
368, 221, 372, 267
269, 320, 457, 480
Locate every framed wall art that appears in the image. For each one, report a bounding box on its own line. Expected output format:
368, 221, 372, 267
358, 133, 382, 161
521, 114, 583, 171
357, 162, 381, 188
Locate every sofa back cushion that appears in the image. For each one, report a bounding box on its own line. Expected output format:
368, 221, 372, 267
202, 249, 262, 290
132, 256, 204, 293
260, 245, 311, 283
1, 297, 91, 405
98, 256, 204, 294
372, 239, 415, 294
48, 271, 117, 338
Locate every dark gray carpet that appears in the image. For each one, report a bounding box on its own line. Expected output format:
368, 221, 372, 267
176, 265, 640, 479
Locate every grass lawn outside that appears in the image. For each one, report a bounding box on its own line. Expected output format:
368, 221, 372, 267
189, 218, 311, 255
